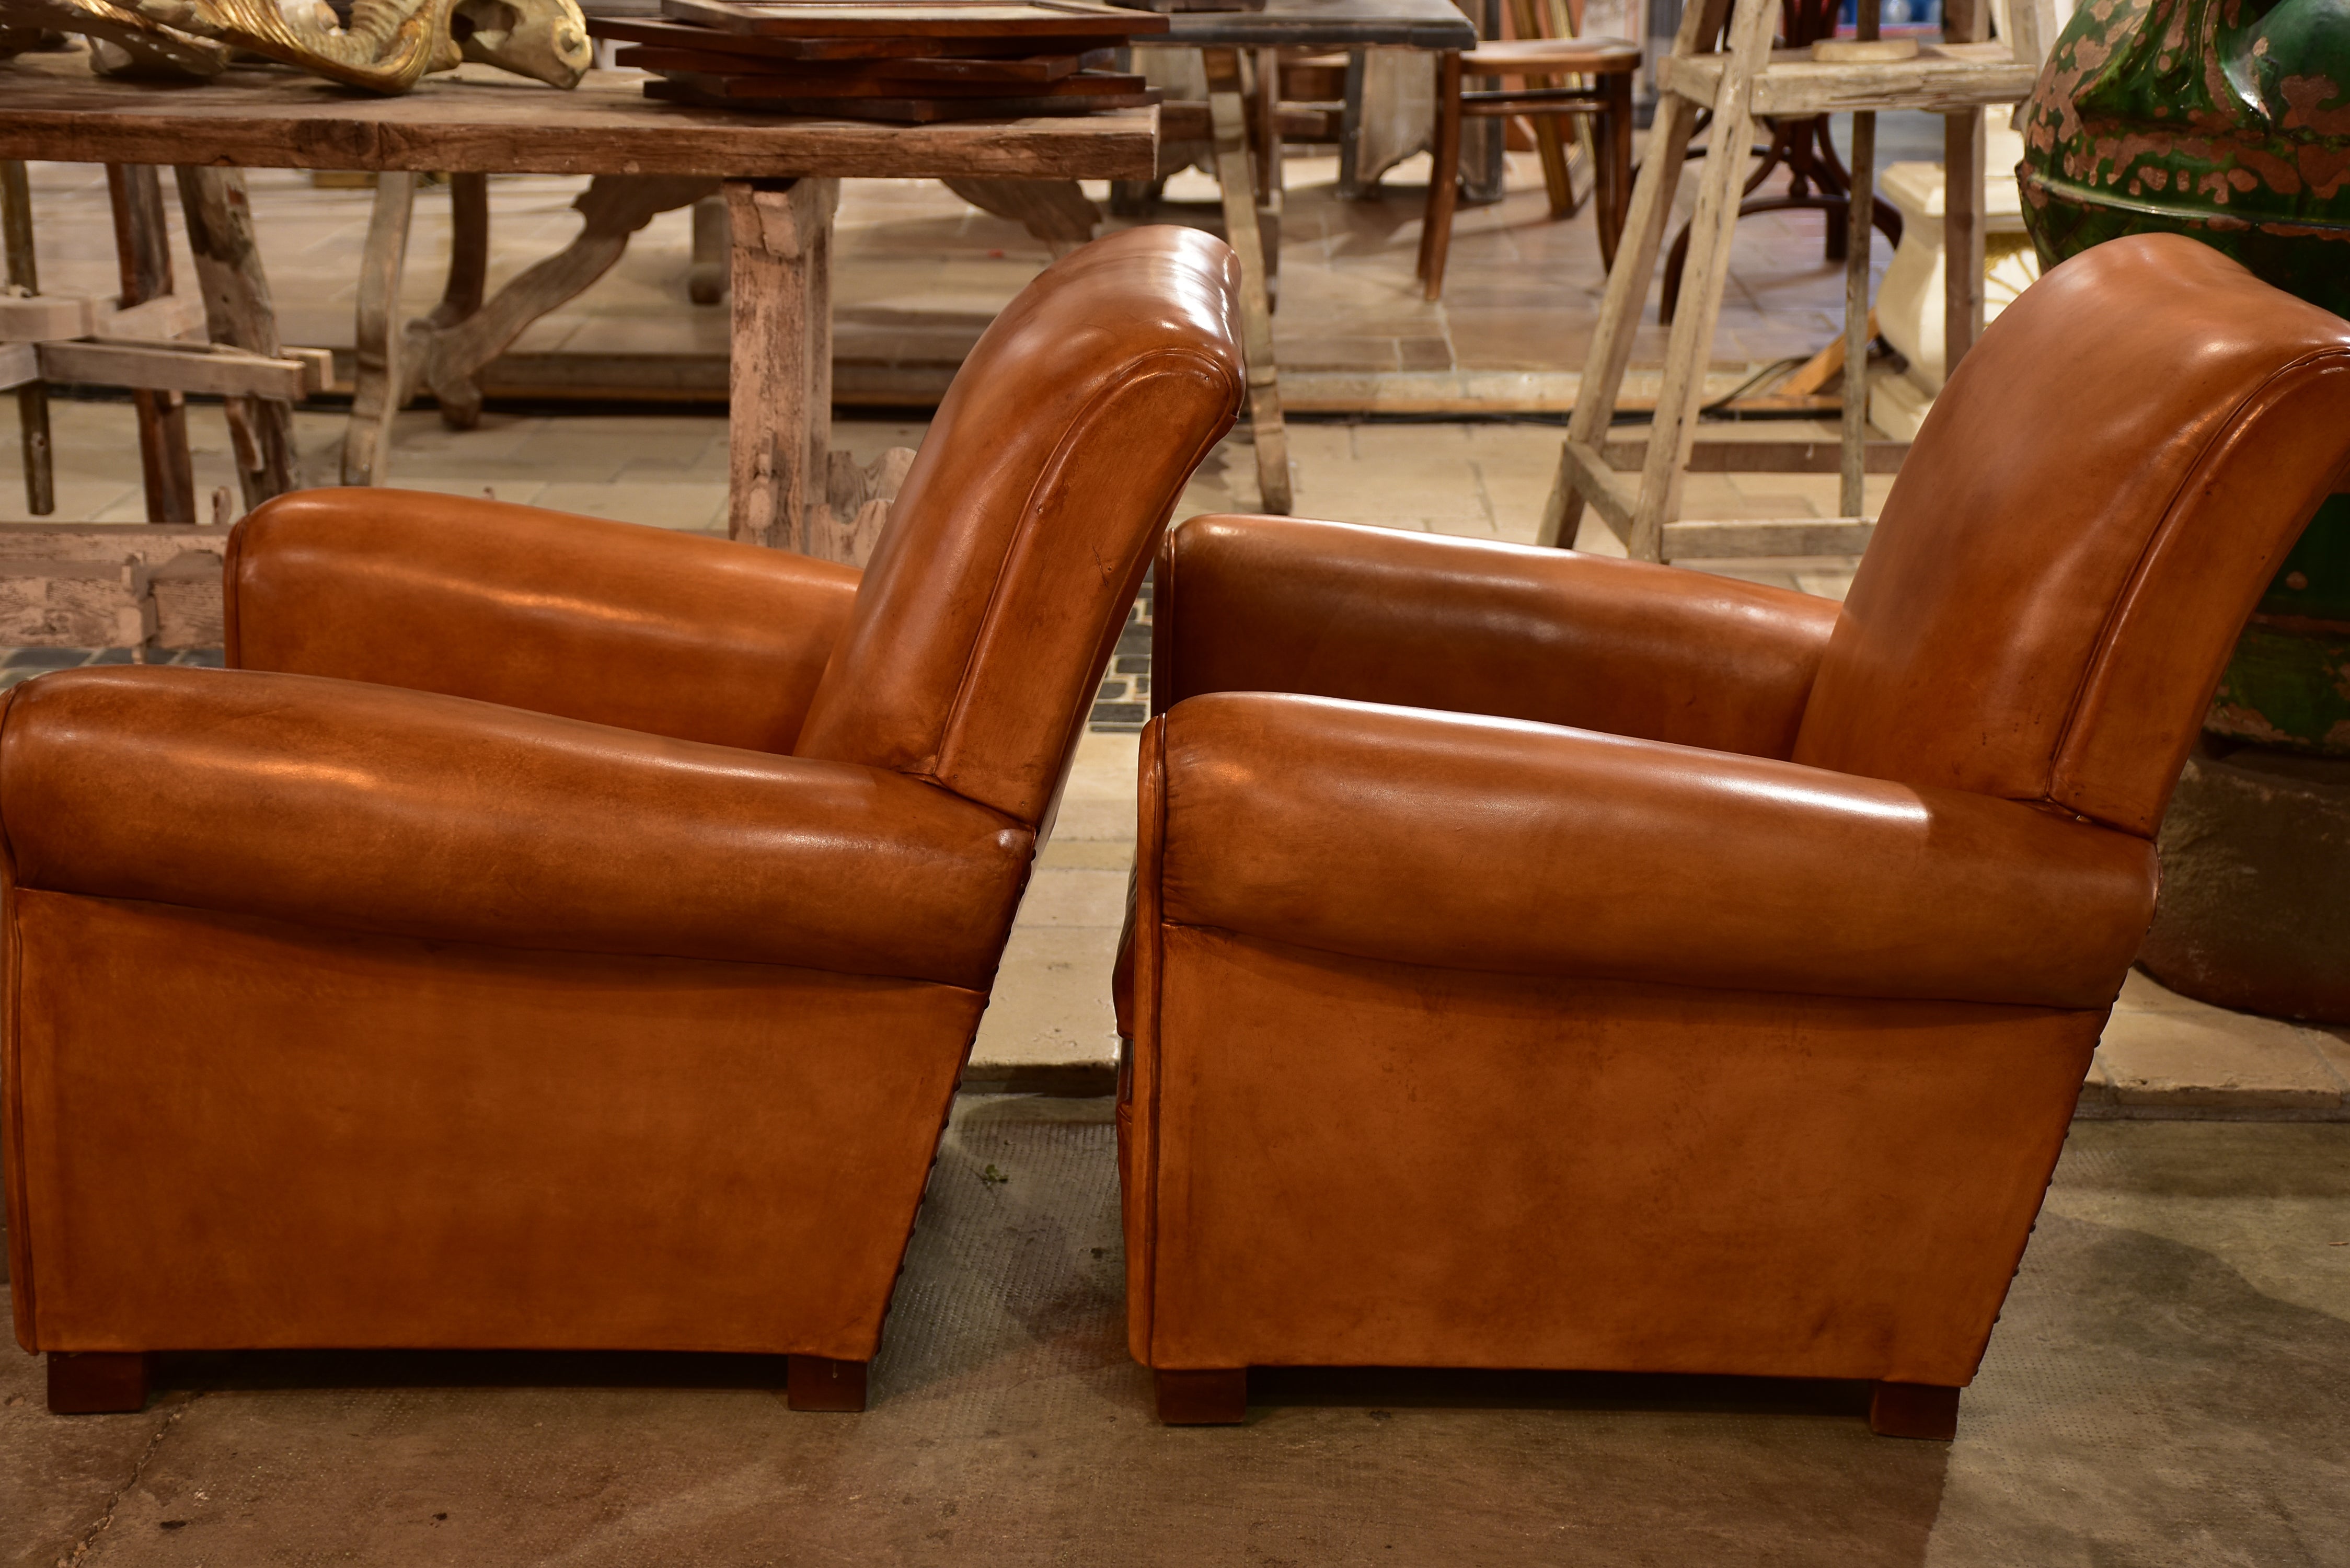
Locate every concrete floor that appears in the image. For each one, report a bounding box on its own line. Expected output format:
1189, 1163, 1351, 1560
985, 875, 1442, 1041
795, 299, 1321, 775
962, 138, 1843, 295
5, 1103, 2346, 1566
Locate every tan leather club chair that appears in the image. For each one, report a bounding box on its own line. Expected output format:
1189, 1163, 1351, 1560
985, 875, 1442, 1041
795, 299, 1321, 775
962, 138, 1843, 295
5, 226, 1242, 1417
1118, 234, 2350, 1437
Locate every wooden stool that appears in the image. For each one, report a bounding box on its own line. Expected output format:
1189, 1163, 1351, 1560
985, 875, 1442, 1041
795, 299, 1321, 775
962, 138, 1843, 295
1418, 36, 1639, 299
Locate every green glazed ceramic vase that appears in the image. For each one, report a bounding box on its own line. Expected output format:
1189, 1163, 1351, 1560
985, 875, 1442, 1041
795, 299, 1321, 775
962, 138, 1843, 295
2020, 0, 2350, 754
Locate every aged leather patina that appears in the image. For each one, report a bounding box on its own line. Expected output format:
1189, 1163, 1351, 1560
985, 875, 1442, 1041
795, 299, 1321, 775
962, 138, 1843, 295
4, 226, 1244, 1416
1118, 236, 2350, 1434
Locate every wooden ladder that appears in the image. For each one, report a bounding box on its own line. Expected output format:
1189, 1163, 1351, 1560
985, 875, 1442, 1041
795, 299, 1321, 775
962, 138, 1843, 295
1537, 0, 2046, 563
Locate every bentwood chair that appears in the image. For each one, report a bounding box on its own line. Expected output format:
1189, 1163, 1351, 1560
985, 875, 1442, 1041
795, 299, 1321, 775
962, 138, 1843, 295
1419, 34, 1642, 297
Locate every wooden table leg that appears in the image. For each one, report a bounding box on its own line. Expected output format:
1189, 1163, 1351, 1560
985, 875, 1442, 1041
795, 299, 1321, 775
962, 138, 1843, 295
1, 159, 53, 517
725, 176, 838, 552
1417, 51, 1464, 299
342, 171, 415, 487
1942, 0, 1988, 379
106, 164, 197, 523
1202, 44, 1292, 516
1839, 108, 1876, 520
689, 193, 729, 305
175, 166, 298, 508
412, 176, 716, 431
1837, 0, 1892, 519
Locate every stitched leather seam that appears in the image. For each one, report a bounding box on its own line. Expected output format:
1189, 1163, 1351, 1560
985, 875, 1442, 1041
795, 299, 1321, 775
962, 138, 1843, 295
930, 349, 1244, 817
2047, 346, 2350, 830
0, 685, 38, 1348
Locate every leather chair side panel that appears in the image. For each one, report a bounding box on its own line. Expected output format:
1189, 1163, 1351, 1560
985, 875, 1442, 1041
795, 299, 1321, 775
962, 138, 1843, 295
1154, 514, 1840, 759
1134, 925, 2100, 1387
1794, 235, 2350, 811
227, 488, 861, 755
794, 228, 1243, 826
7, 893, 983, 1358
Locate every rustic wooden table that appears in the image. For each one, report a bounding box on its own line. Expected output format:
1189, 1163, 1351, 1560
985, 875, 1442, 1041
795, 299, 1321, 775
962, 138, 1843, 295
0, 53, 1157, 555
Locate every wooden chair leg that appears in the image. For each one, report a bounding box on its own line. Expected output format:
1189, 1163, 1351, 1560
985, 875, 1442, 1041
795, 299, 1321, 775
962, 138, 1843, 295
1419, 50, 1466, 300
786, 1354, 869, 1413
1155, 1367, 1248, 1425
47, 1352, 152, 1415
1868, 1380, 1960, 1440
1599, 74, 1634, 272
1534, 107, 1578, 219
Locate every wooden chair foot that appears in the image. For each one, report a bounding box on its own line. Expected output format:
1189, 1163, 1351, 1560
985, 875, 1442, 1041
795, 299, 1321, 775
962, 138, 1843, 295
47, 1351, 152, 1415
786, 1354, 868, 1413
1155, 1367, 1248, 1425
1868, 1380, 1960, 1440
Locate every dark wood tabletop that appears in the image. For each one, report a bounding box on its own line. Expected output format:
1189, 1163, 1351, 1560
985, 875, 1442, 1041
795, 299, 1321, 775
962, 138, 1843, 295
1141, 0, 1476, 52
0, 54, 1158, 179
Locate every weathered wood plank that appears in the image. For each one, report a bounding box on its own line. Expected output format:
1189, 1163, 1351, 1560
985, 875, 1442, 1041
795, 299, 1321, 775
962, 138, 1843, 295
726, 176, 837, 549
0, 57, 1158, 181
1599, 437, 1907, 474
0, 525, 232, 649
175, 164, 299, 505
1661, 515, 1874, 558
36, 340, 312, 399
342, 171, 415, 487
1659, 44, 2035, 116
1840, 101, 1874, 518
90, 292, 208, 340
1203, 45, 1289, 515
1941, 0, 1987, 378
1627, 0, 1777, 562
107, 163, 198, 525
2, 158, 53, 516
1537, 0, 1727, 548
0, 295, 92, 342
411, 175, 716, 429
1559, 438, 1634, 540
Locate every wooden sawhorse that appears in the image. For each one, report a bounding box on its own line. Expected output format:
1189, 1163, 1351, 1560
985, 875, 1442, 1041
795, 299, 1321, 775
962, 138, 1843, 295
1540, 0, 2044, 562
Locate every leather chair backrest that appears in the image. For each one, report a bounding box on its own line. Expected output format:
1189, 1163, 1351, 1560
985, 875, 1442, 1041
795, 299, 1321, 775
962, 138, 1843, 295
793, 226, 1245, 828
1792, 234, 2350, 837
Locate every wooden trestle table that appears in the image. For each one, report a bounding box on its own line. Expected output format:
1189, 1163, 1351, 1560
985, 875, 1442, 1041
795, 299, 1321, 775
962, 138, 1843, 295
0, 53, 1157, 556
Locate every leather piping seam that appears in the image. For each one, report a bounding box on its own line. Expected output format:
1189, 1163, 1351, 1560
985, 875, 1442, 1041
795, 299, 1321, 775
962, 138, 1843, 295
2045, 345, 2350, 830
5, 889, 1003, 998
1140, 714, 1169, 1367
926, 349, 1245, 805
0, 686, 35, 1348
221, 512, 249, 669
1147, 919, 2113, 1016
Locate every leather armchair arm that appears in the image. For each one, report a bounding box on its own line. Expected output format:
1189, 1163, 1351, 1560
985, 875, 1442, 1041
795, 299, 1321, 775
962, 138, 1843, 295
2, 667, 1031, 990
1153, 692, 2158, 1010
1155, 514, 1842, 759
226, 489, 861, 755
